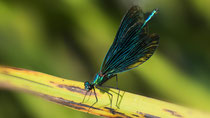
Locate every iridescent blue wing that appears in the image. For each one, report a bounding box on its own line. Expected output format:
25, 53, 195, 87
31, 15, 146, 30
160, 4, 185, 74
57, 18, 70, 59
100, 6, 145, 72
112, 33, 159, 73
100, 6, 159, 75
101, 6, 144, 69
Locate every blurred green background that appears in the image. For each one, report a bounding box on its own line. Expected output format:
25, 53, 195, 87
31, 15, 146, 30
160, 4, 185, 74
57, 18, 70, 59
0, 0, 210, 118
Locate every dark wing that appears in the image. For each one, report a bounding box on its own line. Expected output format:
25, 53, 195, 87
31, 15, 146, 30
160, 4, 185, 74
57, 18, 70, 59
100, 6, 159, 75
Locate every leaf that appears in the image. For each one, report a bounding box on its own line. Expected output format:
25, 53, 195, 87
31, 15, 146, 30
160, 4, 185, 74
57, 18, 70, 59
0, 66, 209, 118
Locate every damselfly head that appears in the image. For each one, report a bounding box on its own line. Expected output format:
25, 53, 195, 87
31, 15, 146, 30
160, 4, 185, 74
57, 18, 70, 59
84, 81, 93, 91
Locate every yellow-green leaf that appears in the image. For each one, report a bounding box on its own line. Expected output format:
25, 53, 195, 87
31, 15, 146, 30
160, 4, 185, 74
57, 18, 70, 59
0, 66, 209, 118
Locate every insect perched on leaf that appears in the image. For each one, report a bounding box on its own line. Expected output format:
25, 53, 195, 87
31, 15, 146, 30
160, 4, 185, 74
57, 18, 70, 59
83, 6, 159, 109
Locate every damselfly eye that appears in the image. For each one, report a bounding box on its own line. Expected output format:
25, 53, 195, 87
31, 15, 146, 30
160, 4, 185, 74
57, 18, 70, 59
84, 81, 91, 91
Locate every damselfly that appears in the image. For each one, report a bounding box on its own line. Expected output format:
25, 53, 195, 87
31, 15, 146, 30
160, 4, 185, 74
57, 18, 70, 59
83, 5, 159, 109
